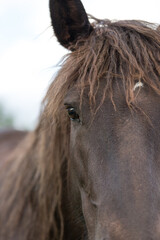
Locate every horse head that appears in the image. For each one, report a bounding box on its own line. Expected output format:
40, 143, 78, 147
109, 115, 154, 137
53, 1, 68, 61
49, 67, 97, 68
49, 0, 160, 239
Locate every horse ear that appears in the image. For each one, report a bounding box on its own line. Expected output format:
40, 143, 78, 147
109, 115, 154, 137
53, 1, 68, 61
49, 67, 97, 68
49, 0, 93, 49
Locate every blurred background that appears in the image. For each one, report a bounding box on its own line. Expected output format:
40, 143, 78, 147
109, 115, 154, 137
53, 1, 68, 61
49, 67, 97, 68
0, 0, 160, 130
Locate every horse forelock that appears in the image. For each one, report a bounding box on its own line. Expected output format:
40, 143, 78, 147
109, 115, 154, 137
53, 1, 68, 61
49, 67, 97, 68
45, 19, 160, 118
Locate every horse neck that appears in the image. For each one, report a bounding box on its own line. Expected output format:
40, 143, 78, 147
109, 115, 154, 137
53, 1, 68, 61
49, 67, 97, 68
0, 125, 62, 240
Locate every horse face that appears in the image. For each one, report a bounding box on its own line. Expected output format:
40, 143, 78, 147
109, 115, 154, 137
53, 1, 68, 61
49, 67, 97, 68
64, 82, 160, 240
50, 0, 160, 239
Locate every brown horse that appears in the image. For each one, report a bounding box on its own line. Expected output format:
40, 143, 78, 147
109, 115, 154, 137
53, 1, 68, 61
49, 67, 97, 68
1, 0, 160, 239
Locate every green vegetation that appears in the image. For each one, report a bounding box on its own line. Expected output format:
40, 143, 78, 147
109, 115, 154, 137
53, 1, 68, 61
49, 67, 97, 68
0, 104, 14, 128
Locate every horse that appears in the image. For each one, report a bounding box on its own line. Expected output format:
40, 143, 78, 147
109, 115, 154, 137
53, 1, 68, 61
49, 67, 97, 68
1, 0, 160, 239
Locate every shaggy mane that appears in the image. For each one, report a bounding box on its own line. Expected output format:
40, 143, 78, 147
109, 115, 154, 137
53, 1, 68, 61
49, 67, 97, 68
0, 19, 160, 240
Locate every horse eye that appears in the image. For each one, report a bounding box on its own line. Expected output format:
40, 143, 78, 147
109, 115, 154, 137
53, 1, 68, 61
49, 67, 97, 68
67, 107, 80, 122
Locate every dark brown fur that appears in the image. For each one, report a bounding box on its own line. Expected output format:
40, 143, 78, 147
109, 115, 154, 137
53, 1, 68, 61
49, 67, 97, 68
0, 17, 160, 240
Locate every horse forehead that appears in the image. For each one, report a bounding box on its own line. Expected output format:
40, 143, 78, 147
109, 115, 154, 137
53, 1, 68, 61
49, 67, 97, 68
64, 81, 144, 105
133, 82, 144, 91
64, 86, 80, 104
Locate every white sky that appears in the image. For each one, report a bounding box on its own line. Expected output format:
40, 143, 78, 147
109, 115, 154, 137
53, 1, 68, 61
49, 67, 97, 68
0, 0, 160, 129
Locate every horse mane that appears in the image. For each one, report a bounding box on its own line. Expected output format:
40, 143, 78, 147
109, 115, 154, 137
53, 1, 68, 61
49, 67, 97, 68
0, 19, 160, 240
